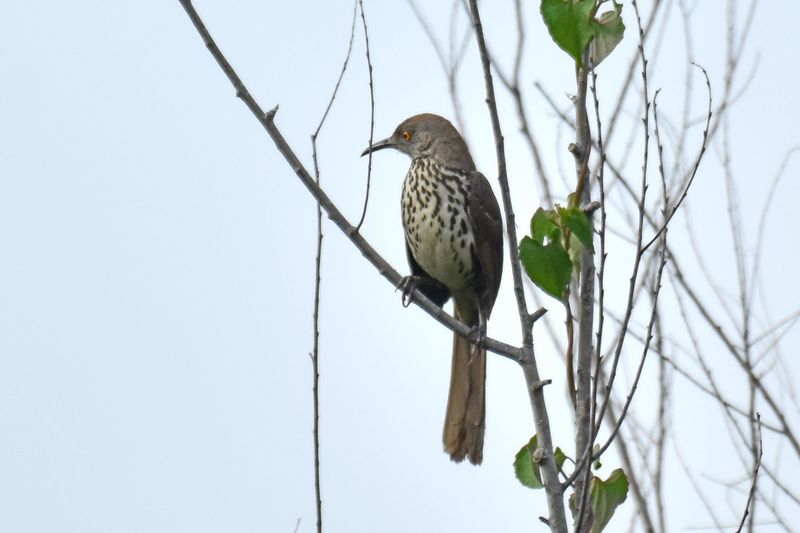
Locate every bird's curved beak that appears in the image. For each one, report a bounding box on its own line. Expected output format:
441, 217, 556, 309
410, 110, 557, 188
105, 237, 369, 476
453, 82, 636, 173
361, 138, 393, 157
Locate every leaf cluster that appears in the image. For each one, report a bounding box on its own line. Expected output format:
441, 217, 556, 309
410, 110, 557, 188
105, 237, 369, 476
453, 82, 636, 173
540, 0, 625, 67
519, 206, 593, 300
515, 436, 628, 533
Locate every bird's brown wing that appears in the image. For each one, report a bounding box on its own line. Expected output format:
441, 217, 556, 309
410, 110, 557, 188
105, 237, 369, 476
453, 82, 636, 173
467, 171, 504, 315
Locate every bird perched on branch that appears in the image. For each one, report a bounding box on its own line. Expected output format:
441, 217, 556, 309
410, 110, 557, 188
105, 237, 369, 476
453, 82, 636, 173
363, 113, 503, 465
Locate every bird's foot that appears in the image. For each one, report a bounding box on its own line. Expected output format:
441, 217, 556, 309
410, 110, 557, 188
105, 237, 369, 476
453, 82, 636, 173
398, 275, 450, 308
397, 275, 424, 308
467, 307, 488, 357
467, 323, 487, 356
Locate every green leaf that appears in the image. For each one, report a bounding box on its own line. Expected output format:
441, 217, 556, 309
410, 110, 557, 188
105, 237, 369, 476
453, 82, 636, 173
531, 207, 560, 244
540, 0, 595, 66
568, 490, 576, 518
590, 469, 629, 532
566, 192, 577, 208
560, 206, 594, 251
590, 2, 625, 66
514, 435, 543, 489
520, 236, 572, 299
554, 447, 568, 471
514, 437, 569, 491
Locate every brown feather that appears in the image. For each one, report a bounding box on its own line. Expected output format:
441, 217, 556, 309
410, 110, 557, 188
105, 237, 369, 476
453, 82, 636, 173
443, 306, 486, 465
466, 171, 504, 315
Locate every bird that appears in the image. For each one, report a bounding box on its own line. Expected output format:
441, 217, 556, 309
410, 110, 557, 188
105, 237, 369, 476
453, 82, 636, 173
362, 113, 503, 465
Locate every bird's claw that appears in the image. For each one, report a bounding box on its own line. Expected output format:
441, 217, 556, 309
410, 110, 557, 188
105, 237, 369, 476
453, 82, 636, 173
397, 276, 417, 308
468, 324, 487, 356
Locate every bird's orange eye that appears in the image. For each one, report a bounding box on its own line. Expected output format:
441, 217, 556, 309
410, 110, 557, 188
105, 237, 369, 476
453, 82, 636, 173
402, 130, 412, 141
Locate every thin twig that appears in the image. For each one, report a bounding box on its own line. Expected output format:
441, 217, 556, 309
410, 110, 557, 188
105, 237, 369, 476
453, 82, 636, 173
592, 0, 652, 447
640, 64, 711, 254
652, 83, 670, 533
673, 438, 726, 531
748, 146, 800, 305
355, 0, 374, 231
735, 413, 763, 533
566, 0, 659, 498
751, 307, 800, 349
308, 5, 358, 532
467, 0, 567, 530
653, 312, 668, 533
603, 305, 781, 434
589, 67, 608, 456
603, 0, 666, 146
595, 85, 670, 461
491, 0, 554, 205
671, 252, 800, 457
405, 0, 472, 138
599, 380, 658, 533
719, 8, 760, 527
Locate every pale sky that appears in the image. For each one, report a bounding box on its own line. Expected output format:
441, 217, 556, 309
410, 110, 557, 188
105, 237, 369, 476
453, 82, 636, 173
1, 1, 798, 532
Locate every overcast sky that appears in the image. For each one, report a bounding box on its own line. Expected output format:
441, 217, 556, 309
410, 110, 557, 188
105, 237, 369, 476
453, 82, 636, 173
1, 1, 798, 532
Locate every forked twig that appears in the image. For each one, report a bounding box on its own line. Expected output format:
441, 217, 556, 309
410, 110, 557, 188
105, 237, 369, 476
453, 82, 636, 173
309, 4, 359, 531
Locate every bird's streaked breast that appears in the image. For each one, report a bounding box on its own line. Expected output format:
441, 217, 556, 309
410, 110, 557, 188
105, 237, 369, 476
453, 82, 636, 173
402, 160, 476, 291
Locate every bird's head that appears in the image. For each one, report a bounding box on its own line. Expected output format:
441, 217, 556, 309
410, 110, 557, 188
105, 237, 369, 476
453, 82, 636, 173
361, 113, 474, 169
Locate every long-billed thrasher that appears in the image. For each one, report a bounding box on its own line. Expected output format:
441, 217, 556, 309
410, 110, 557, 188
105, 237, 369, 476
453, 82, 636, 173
362, 113, 503, 465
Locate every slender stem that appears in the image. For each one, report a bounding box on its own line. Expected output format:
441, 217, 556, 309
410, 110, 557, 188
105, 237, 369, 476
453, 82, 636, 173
355, 0, 374, 231
654, 314, 668, 533
311, 206, 323, 533
735, 414, 763, 533
467, 1, 566, 530
308, 5, 358, 531
572, 55, 596, 533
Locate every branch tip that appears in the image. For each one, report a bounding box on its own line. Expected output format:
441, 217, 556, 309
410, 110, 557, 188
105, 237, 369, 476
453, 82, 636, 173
568, 142, 585, 160
530, 307, 548, 323
582, 201, 601, 214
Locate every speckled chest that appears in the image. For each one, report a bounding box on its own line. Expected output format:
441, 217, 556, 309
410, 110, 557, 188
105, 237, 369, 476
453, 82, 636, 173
401, 159, 476, 290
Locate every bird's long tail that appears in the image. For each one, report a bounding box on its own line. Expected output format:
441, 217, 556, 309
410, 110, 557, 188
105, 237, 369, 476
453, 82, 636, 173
443, 309, 486, 465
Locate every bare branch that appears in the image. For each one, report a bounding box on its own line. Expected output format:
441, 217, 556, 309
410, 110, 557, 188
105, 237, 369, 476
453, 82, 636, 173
735, 414, 763, 533
309, 5, 359, 532
640, 64, 711, 254
467, 1, 567, 529
355, 0, 374, 231
603, 0, 667, 146
606, 304, 781, 433
490, 0, 554, 205
406, 0, 472, 137
653, 314, 668, 533
674, 438, 726, 531
748, 146, 800, 306
670, 253, 800, 458
593, 0, 653, 446
405, 0, 448, 72
572, 50, 596, 533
